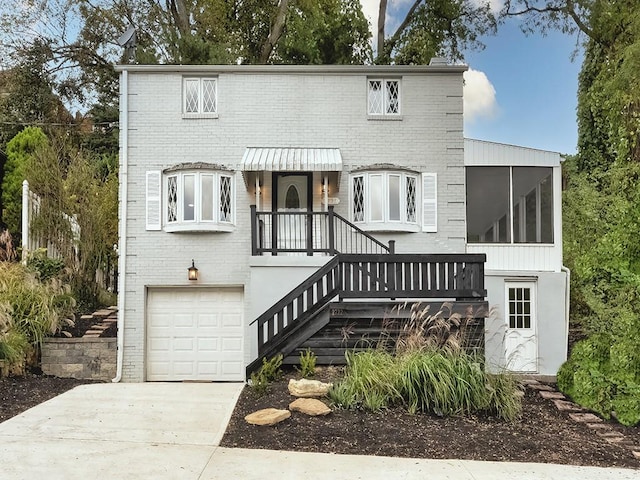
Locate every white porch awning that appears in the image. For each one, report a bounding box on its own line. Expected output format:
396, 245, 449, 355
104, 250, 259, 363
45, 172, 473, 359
241, 148, 343, 172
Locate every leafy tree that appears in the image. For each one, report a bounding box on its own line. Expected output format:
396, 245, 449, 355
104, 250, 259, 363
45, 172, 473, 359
376, 0, 497, 64
510, 0, 640, 425
1, 127, 49, 241
25, 137, 118, 309
0, 41, 74, 147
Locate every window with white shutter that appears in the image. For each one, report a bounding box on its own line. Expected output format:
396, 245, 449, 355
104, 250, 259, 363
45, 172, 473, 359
152, 168, 235, 232
146, 171, 162, 231
422, 173, 437, 232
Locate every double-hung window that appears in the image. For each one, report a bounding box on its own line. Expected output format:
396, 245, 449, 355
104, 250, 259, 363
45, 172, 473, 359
183, 77, 217, 116
368, 79, 401, 116
146, 167, 234, 232
350, 170, 433, 232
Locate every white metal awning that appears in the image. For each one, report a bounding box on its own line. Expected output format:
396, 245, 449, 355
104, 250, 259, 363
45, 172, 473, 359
241, 148, 343, 172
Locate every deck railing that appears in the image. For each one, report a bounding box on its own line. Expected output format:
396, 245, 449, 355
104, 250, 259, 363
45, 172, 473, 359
246, 253, 486, 375
250, 205, 393, 256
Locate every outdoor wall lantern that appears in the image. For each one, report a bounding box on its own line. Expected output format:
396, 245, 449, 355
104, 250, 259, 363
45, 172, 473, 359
188, 260, 199, 281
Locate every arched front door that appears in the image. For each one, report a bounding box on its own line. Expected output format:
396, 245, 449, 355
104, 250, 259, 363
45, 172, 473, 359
274, 173, 312, 253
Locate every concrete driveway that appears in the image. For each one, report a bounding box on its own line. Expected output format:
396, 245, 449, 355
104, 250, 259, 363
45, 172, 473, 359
0, 382, 637, 479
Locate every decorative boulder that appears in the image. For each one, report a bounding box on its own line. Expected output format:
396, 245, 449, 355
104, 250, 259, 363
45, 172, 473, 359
289, 398, 332, 416
244, 408, 291, 426
288, 378, 333, 398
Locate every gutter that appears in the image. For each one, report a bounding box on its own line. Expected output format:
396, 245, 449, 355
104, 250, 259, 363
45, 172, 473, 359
112, 69, 128, 383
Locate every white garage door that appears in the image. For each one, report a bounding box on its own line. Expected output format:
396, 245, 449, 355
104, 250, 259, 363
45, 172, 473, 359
147, 287, 244, 381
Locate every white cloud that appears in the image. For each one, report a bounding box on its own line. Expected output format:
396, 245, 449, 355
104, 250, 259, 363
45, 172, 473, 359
463, 68, 498, 123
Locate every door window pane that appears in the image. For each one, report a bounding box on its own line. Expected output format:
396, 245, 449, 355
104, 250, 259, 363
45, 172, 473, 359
285, 185, 300, 209
508, 286, 533, 329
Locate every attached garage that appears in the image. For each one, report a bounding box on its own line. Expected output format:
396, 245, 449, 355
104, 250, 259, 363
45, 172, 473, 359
146, 287, 244, 381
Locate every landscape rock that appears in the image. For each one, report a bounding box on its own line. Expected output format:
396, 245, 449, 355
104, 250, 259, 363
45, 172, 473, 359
288, 378, 333, 398
552, 399, 582, 412
539, 391, 565, 400
569, 412, 602, 423
289, 398, 332, 416
244, 408, 291, 426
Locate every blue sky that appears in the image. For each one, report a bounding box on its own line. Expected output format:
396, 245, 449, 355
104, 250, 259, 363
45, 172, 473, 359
464, 19, 583, 154
360, 0, 584, 155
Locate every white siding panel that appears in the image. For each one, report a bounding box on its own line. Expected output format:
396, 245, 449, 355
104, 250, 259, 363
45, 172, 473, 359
465, 139, 562, 167
467, 244, 562, 272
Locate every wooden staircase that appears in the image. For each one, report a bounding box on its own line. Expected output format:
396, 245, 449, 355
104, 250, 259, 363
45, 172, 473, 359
282, 301, 486, 366
246, 253, 488, 377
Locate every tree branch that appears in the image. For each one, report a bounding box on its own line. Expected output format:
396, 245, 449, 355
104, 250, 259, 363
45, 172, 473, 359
503, 0, 595, 40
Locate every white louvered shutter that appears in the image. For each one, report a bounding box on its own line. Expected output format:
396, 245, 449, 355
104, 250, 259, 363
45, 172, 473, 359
146, 171, 162, 231
422, 173, 437, 232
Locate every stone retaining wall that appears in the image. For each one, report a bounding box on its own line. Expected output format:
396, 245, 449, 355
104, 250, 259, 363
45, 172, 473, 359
41, 338, 116, 381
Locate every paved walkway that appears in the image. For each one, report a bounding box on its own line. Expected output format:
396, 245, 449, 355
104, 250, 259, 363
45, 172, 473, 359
0, 383, 637, 479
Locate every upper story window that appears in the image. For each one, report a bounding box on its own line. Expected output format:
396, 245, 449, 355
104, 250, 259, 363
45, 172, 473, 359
368, 79, 400, 116
466, 166, 553, 244
183, 77, 217, 116
145, 165, 234, 233
350, 170, 436, 232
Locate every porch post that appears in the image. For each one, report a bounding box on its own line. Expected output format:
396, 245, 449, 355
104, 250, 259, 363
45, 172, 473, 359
250, 205, 257, 256
306, 211, 313, 256
271, 211, 278, 256
388, 240, 395, 254
328, 206, 335, 255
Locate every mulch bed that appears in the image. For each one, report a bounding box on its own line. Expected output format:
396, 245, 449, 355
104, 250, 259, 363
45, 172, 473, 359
220, 368, 640, 469
0, 374, 101, 423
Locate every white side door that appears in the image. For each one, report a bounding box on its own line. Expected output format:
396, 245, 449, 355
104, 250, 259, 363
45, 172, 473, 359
504, 282, 538, 372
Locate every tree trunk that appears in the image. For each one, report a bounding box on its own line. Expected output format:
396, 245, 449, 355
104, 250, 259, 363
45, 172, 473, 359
259, 0, 290, 64
377, 0, 388, 59
167, 0, 190, 36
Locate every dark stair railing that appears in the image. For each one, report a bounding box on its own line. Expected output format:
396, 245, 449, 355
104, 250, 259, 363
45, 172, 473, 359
246, 253, 486, 376
246, 256, 341, 375
251, 205, 394, 256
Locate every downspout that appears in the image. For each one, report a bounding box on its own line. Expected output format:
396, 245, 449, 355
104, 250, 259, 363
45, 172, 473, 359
561, 265, 571, 361
113, 69, 128, 382
21, 180, 29, 263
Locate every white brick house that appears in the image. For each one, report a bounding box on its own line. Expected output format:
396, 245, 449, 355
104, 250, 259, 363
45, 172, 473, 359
114, 63, 568, 382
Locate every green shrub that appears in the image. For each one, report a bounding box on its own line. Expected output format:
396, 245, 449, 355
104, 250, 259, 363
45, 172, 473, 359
249, 354, 283, 396
558, 334, 640, 426
0, 261, 75, 371
296, 348, 317, 378
329, 348, 521, 421
26, 249, 66, 281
